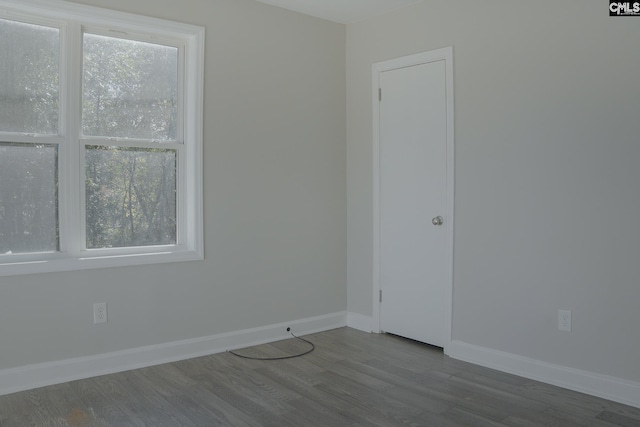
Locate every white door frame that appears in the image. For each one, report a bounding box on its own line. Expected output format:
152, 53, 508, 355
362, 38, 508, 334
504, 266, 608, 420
372, 47, 454, 353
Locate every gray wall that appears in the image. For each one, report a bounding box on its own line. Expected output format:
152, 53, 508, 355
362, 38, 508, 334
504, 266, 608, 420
0, 0, 346, 370
347, 0, 640, 382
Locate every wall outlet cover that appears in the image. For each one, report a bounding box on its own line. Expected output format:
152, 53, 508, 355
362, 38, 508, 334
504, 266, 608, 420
558, 309, 571, 332
94, 302, 107, 324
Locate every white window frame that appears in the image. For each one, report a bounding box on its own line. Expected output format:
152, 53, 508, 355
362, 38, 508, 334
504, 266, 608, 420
0, 0, 204, 276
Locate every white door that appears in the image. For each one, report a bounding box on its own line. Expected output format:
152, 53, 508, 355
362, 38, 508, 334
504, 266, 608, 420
377, 53, 451, 347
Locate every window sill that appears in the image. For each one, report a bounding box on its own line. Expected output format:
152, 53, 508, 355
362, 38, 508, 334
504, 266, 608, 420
0, 249, 203, 277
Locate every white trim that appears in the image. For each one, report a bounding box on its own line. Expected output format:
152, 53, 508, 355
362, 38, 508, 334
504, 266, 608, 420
371, 47, 455, 353
448, 340, 640, 409
0, 311, 347, 397
0, 0, 202, 38
0, 250, 204, 277
347, 312, 373, 332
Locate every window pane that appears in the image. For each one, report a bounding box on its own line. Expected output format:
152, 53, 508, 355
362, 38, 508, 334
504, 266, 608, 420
0, 19, 59, 134
85, 146, 176, 249
0, 143, 58, 254
82, 34, 178, 141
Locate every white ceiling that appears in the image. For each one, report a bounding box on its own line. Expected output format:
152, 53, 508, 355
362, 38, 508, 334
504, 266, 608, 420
253, 0, 424, 24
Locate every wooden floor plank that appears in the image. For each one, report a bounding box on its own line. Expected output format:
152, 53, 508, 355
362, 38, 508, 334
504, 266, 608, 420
0, 327, 637, 426
596, 411, 640, 427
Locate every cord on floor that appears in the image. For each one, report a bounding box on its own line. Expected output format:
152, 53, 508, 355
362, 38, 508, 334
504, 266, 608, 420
228, 332, 315, 360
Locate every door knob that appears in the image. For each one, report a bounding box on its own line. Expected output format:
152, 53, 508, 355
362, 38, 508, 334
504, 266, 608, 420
432, 216, 443, 226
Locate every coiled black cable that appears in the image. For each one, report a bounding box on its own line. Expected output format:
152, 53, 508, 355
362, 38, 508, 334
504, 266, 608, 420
229, 332, 315, 360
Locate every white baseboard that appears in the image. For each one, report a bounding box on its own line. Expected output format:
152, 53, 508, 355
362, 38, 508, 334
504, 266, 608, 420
347, 312, 373, 332
0, 311, 347, 397
448, 340, 640, 409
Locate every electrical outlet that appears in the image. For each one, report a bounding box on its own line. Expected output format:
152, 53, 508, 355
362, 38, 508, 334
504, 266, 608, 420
94, 302, 107, 324
558, 309, 571, 332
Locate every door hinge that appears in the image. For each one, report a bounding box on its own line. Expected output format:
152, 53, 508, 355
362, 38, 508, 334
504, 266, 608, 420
379, 289, 382, 303
379, 88, 382, 102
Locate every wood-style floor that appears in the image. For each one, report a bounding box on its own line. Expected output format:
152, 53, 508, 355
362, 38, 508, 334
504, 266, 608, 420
1, 327, 638, 426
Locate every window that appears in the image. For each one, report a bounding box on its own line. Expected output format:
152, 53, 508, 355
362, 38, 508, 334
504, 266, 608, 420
0, 1, 204, 276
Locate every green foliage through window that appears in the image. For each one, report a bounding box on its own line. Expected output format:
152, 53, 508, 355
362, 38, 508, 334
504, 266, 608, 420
86, 146, 176, 249
0, 143, 58, 254
82, 34, 178, 141
0, 18, 59, 134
